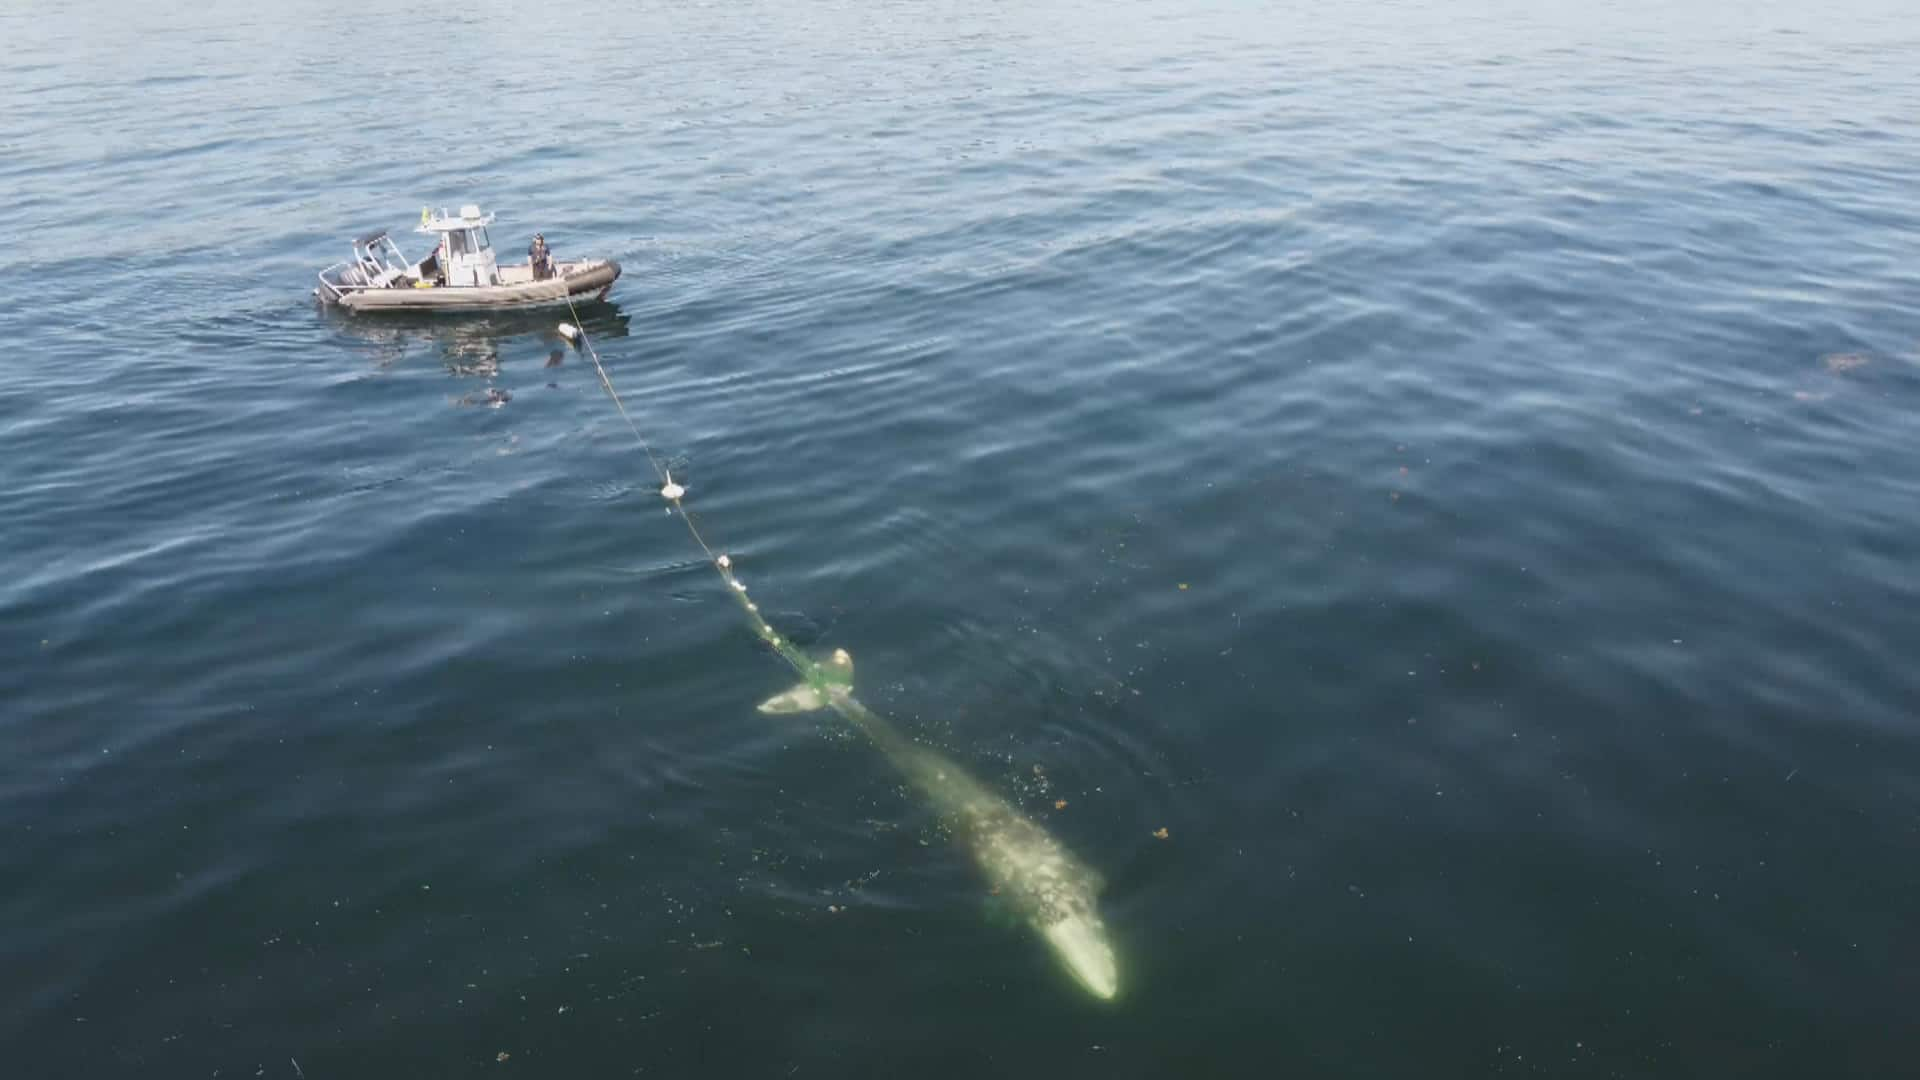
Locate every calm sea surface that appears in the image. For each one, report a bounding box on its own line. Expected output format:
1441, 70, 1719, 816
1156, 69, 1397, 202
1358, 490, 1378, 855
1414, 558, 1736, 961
4, 1, 1918, 1076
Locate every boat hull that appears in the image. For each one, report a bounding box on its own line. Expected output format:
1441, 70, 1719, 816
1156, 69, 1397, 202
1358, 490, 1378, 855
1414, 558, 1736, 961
332, 259, 620, 313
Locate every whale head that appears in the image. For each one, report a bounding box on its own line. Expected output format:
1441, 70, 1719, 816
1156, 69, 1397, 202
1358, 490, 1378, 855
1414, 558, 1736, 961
1042, 912, 1118, 1000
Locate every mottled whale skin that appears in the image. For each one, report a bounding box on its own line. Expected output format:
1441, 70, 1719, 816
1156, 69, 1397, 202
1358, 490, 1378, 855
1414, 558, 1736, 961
751, 627, 1118, 998
886, 723, 1120, 1000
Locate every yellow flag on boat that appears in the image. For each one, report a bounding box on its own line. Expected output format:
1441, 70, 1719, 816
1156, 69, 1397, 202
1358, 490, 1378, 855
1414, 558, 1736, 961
420, 206, 431, 226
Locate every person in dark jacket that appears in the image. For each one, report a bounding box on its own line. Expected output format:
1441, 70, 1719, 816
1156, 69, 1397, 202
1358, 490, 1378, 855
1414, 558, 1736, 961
529, 233, 553, 280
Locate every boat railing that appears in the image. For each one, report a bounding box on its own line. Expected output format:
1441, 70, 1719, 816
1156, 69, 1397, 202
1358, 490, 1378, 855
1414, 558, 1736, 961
317, 234, 417, 301
316, 261, 389, 301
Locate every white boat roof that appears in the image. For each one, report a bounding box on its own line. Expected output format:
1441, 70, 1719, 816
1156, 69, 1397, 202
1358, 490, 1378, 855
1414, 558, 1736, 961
416, 204, 496, 233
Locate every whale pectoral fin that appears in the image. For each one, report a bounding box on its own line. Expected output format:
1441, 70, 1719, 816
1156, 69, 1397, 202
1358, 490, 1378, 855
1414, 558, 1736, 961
757, 683, 829, 714
980, 891, 1019, 929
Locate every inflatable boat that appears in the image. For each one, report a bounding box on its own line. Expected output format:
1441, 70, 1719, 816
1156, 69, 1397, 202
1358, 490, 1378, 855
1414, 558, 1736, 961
316, 205, 620, 312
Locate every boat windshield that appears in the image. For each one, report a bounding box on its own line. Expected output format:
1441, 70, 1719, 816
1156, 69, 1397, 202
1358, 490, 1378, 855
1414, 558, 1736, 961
445, 228, 489, 255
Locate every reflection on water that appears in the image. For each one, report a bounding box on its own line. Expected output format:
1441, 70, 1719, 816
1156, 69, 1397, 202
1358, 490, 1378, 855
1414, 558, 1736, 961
317, 299, 632, 378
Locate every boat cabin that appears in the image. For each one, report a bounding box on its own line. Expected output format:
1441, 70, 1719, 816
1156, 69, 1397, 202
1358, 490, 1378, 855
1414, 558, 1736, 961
418, 205, 500, 287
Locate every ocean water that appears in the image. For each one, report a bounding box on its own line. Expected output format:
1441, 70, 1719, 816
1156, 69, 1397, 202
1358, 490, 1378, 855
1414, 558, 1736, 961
4, 0, 1918, 1075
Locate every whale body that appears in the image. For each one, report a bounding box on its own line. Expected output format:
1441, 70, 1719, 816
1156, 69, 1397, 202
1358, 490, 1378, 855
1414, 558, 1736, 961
751, 622, 1118, 999
580, 332, 1123, 998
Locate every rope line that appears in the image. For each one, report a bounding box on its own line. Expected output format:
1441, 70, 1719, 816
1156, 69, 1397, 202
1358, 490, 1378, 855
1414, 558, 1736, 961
560, 288, 812, 680
561, 290, 670, 487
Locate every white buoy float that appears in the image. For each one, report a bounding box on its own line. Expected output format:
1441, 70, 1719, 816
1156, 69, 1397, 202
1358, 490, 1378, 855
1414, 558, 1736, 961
557, 322, 581, 343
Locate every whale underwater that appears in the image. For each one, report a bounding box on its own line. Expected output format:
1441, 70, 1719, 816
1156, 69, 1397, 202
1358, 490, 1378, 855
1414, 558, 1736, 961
755, 645, 1120, 1000
568, 329, 1120, 1000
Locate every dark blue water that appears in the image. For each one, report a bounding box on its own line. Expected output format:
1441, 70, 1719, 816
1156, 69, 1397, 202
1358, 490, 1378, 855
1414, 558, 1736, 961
5, 1, 1919, 1075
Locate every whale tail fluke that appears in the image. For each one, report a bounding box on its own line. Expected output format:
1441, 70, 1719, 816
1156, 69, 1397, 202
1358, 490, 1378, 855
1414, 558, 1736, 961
755, 648, 853, 714
756, 684, 828, 713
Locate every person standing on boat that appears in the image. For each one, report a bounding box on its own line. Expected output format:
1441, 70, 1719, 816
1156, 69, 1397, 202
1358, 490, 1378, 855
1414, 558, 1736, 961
530, 233, 552, 281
